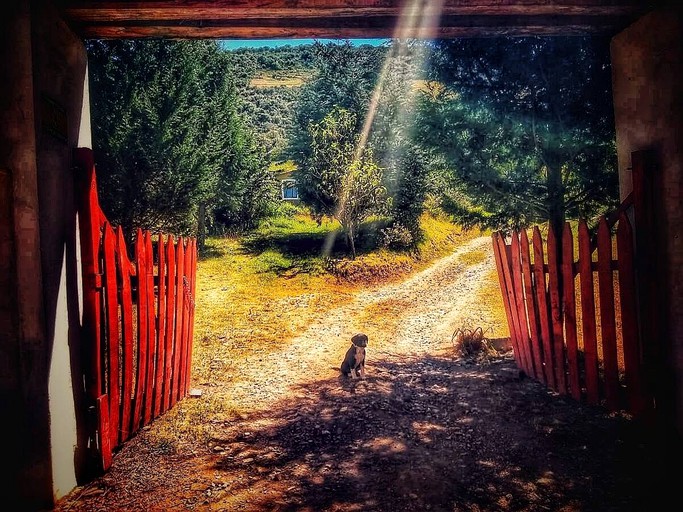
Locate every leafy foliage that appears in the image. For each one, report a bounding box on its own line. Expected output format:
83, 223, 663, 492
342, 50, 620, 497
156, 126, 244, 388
86, 39, 276, 238
288, 41, 387, 161
222, 45, 320, 161
87, 36, 621, 252
421, 37, 619, 233
299, 107, 388, 257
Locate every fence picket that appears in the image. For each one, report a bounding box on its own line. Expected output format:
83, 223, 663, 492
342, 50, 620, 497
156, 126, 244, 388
532, 227, 555, 388
154, 234, 166, 418
562, 223, 581, 401
74, 148, 104, 405
163, 235, 176, 412
143, 232, 156, 425
492, 233, 520, 366
547, 226, 567, 393
96, 395, 112, 471
116, 227, 134, 441
495, 234, 524, 370
186, 239, 197, 394
578, 220, 600, 405
132, 229, 148, 431
510, 232, 532, 376
173, 239, 186, 404
597, 217, 619, 410
617, 213, 649, 416
520, 230, 544, 383
183, 239, 195, 395
102, 223, 120, 446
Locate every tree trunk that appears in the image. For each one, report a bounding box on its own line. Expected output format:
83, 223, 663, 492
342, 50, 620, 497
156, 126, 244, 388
547, 164, 565, 268
348, 225, 356, 260
546, 164, 565, 246
197, 201, 206, 253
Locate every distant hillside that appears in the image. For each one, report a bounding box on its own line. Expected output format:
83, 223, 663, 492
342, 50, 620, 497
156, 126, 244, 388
249, 71, 312, 89
222, 42, 390, 163
224, 45, 318, 160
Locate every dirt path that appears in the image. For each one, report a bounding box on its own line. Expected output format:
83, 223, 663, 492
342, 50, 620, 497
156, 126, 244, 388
54, 237, 663, 512
223, 235, 498, 414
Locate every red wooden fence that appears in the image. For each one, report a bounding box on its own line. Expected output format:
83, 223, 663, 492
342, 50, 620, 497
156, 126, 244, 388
74, 148, 197, 472
493, 212, 653, 419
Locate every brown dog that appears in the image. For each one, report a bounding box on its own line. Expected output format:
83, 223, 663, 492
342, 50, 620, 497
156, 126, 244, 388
340, 333, 368, 379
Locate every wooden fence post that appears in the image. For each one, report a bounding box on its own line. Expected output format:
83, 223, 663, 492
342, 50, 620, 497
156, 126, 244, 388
578, 220, 600, 405
561, 223, 581, 401
520, 230, 544, 383
532, 227, 555, 388
631, 150, 667, 427
597, 217, 619, 410
547, 224, 566, 395
73, 148, 109, 471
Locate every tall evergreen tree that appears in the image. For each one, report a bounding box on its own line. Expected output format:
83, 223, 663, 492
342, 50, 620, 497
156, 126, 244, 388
422, 36, 619, 235
86, 39, 275, 239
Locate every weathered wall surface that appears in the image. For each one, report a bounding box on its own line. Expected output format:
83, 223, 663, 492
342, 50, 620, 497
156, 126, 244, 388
611, 8, 683, 438
0, 0, 90, 508
31, 0, 91, 502
1, 1, 50, 508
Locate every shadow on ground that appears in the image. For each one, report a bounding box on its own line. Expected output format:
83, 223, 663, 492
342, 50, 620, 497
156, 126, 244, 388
54, 353, 680, 512
204, 354, 663, 512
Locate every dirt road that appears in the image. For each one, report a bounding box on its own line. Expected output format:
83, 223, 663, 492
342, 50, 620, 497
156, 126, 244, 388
214, 235, 501, 414
53, 237, 666, 512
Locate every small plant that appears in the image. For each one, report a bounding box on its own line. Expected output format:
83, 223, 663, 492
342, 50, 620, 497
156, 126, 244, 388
451, 326, 496, 363
380, 222, 415, 250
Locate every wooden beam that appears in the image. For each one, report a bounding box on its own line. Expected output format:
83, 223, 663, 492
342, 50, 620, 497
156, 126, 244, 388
58, 0, 654, 39
72, 24, 627, 40
61, 1, 650, 22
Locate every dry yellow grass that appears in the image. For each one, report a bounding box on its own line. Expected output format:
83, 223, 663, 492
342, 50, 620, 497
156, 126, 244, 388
249, 72, 310, 88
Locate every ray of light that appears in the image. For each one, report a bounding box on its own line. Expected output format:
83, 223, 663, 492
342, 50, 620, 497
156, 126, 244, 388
322, 0, 444, 259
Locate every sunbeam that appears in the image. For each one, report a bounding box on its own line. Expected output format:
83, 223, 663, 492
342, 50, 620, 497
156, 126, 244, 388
322, 0, 445, 258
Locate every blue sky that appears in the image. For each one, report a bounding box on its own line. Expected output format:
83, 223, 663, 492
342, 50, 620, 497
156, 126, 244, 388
220, 38, 389, 50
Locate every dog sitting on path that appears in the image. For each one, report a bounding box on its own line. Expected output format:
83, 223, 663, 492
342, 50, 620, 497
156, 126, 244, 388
340, 333, 368, 379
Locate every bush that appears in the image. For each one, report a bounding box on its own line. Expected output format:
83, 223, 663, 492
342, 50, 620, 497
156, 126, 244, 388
380, 222, 415, 250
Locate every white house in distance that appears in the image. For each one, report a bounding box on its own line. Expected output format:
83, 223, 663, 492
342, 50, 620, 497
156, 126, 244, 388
271, 161, 300, 202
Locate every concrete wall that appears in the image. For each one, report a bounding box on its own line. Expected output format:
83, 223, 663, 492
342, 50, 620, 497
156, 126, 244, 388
611, 8, 683, 438
0, 0, 90, 508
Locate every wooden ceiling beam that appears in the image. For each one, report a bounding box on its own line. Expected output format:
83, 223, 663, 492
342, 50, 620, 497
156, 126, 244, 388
73, 25, 625, 40
57, 1, 655, 39
60, 2, 648, 22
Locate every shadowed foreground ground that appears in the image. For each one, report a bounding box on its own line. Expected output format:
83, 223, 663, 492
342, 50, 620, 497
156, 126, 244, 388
53, 238, 680, 512
53, 352, 677, 512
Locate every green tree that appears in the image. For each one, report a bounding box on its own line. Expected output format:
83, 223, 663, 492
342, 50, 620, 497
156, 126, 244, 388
422, 36, 619, 235
288, 41, 387, 161
365, 41, 433, 246
299, 107, 387, 257
86, 39, 274, 241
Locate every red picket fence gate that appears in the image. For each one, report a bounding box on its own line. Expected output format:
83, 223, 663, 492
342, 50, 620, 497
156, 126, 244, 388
74, 148, 198, 472
492, 152, 659, 420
